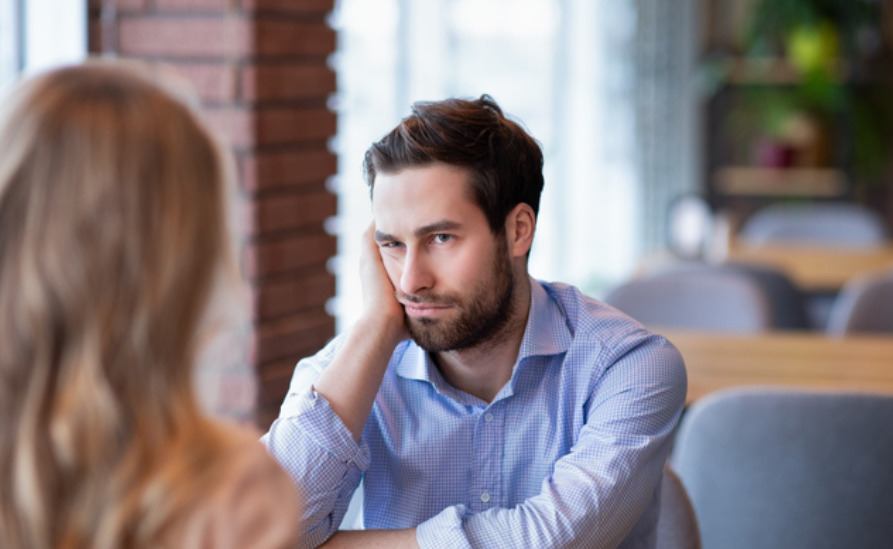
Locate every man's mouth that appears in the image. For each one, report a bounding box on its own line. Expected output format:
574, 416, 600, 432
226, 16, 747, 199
400, 301, 452, 318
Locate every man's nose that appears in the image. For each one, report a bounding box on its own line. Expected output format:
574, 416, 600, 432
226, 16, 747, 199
399, 249, 434, 295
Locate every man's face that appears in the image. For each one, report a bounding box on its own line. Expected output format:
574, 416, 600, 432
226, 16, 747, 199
372, 164, 515, 352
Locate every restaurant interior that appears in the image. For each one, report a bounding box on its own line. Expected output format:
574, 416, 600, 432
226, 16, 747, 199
3, 0, 893, 547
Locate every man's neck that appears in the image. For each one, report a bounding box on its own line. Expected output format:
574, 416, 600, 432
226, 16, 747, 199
433, 276, 532, 403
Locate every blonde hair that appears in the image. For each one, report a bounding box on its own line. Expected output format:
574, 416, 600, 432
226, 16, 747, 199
0, 61, 246, 548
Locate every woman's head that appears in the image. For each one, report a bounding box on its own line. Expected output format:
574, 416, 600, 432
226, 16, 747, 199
0, 60, 237, 402
0, 61, 242, 546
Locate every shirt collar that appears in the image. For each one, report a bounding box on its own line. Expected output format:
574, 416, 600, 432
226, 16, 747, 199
395, 278, 572, 385
517, 277, 573, 360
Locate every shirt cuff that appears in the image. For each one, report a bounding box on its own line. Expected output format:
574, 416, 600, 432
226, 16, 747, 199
416, 505, 472, 549
272, 386, 370, 470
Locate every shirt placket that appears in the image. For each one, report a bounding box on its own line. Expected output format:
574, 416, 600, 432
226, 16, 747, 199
468, 400, 504, 513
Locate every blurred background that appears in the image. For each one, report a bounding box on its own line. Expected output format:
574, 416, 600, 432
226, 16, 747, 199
1, 0, 891, 425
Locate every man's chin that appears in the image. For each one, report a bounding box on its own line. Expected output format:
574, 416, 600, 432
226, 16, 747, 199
407, 321, 453, 353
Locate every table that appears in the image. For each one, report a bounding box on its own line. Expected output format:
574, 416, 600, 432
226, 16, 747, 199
658, 329, 893, 404
724, 241, 893, 292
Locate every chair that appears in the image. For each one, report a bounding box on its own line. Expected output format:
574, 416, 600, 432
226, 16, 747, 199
603, 265, 774, 333
645, 260, 812, 330
671, 388, 893, 549
724, 262, 812, 330
825, 268, 893, 335
656, 463, 701, 549
738, 202, 888, 248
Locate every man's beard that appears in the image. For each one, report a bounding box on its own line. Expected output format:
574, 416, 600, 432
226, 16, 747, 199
400, 238, 516, 353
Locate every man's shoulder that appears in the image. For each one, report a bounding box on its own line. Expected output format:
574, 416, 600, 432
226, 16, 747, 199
538, 280, 640, 332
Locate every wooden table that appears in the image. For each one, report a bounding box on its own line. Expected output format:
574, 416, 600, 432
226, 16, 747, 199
658, 329, 893, 404
724, 241, 893, 292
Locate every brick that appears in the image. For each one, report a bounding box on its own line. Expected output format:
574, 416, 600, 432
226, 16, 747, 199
242, 0, 335, 15
254, 310, 334, 363
89, 0, 147, 10
255, 107, 336, 146
256, 357, 301, 403
240, 149, 337, 192
249, 190, 336, 236
246, 233, 336, 279
253, 271, 335, 320
118, 16, 249, 58
164, 61, 237, 103
241, 64, 335, 102
254, 408, 278, 431
155, 0, 233, 11
255, 362, 303, 428
253, 20, 336, 57
88, 19, 105, 53
201, 107, 254, 149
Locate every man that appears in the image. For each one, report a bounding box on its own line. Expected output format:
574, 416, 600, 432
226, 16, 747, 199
263, 95, 687, 549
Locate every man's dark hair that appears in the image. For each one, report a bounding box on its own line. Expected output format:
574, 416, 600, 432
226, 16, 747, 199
363, 94, 544, 234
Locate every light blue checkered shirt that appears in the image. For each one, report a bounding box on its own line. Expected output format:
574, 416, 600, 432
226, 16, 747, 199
263, 279, 687, 549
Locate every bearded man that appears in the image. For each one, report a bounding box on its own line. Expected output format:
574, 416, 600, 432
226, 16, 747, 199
263, 95, 687, 549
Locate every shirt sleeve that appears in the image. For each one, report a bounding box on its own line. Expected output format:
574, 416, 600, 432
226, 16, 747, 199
417, 333, 687, 549
261, 336, 372, 549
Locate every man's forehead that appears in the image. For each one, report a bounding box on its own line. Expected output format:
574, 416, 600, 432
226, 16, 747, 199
372, 168, 490, 237
373, 165, 478, 210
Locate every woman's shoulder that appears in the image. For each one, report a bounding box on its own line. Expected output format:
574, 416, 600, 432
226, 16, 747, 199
164, 420, 301, 549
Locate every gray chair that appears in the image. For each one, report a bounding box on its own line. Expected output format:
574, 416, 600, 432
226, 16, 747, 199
603, 266, 774, 333
826, 268, 893, 335
725, 262, 812, 330
738, 202, 888, 248
656, 463, 701, 549
644, 260, 812, 330
671, 387, 893, 549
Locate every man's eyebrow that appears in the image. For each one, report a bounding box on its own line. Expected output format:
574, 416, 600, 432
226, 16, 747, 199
415, 220, 461, 238
373, 220, 462, 243
373, 230, 396, 243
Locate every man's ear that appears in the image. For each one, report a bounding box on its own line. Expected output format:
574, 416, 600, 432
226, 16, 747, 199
505, 203, 536, 257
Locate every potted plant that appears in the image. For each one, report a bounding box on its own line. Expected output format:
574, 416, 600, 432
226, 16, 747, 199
739, 0, 892, 193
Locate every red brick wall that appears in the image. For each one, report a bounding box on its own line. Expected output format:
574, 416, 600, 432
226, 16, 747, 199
88, 0, 338, 429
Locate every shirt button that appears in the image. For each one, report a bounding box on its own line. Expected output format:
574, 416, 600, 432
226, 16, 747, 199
480, 492, 491, 503
484, 413, 494, 422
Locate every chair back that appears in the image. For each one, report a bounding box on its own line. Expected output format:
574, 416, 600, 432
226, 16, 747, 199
671, 388, 893, 549
603, 266, 773, 333
826, 268, 893, 335
656, 463, 701, 549
738, 202, 887, 248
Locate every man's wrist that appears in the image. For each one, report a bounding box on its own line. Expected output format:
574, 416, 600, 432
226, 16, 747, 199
353, 312, 407, 351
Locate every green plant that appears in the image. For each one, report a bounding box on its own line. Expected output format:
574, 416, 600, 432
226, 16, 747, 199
745, 0, 882, 59
739, 0, 893, 185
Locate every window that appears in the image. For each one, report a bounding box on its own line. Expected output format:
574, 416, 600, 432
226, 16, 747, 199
330, 0, 651, 329
0, 0, 86, 96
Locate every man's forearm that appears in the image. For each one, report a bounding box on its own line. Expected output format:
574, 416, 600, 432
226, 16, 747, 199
319, 528, 420, 549
312, 316, 404, 440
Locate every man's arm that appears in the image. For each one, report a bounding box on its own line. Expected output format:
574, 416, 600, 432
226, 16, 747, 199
313, 224, 408, 440
414, 335, 687, 549
263, 225, 410, 548
319, 529, 419, 549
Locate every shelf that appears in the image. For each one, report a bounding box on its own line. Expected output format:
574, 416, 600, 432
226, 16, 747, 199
713, 56, 851, 86
714, 167, 847, 197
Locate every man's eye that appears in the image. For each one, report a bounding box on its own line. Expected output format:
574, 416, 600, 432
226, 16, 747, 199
432, 234, 453, 244
379, 241, 402, 249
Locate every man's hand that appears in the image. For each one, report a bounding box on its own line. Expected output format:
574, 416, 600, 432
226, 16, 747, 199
312, 224, 409, 441
358, 223, 409, 341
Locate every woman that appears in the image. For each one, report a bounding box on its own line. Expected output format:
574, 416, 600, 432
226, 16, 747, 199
0, 62, 300, 548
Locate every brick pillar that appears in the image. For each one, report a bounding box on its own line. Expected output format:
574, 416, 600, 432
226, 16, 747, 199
88, 0, 338, 429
